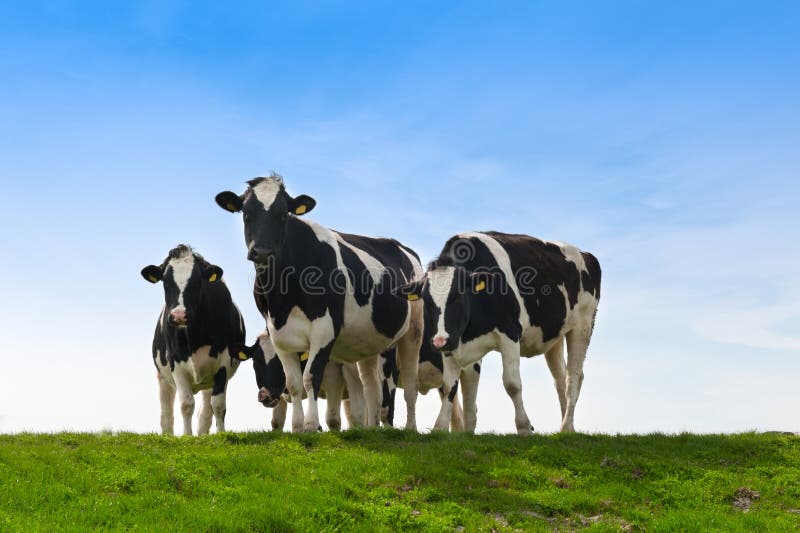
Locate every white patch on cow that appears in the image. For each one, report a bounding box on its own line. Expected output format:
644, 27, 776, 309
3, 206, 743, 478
251, 176, 284, 210
427, 266, 456, 341
335, 234, 384, 285
167, 253, 195, 309
546, 240, 588, 273
399, 246, 424, 281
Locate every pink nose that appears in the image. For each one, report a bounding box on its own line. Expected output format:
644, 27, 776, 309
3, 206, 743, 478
432, 336, 449, 349
170, 308, 187, 323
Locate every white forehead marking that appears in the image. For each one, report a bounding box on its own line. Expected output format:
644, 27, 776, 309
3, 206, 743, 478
252, 178, 283, 210
427, 267, 456, 338
168, 254, 195, 308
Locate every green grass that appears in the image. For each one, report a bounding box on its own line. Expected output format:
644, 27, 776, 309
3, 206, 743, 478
1, 431, 798, 532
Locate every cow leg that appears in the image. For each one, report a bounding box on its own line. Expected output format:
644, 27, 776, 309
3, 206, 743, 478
544, 338, 568, 419
276, 348, 305, 433
499, 340, 533, 436
172, 371, 195, 436
302, 340, 335, 432
272, 398, 288, 431
357, 355, 382, 427
433, 355, 460, 431
396, 329, 422, 431
342, 363, 365, 428
157, 373, 176, 435
210, 367, 228, 433
562, 328, 590, 433
450, 386, 464, 431
459, 364, 481, 433
197, 390, 213, 436
321, 362, 344, 431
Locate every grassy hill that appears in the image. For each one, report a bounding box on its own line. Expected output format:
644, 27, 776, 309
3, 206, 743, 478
1, 431, 798, 531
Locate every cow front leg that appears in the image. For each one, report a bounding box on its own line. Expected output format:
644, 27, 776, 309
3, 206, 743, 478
342, 363, 365, 428
459, 364, 481, 433
210, 367, 228, 433
433, 354, 460, 431
197, 390, 213, 435
499, 340, 533, 436
276, 348, 305, 433
271, 398, 288, 431
172, 370, 195, 436
303, 340, 334, 432
157, 373, 176, 435
357, 355, 382, 427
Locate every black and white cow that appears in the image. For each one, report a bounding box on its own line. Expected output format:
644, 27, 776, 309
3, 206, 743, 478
395, 231, 601, 434
245, 331, 366, 431
142, 245, 247, 435
215, 174, 422, 432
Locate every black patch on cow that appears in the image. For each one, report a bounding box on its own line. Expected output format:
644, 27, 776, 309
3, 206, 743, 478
473, 363, 481, 374
580, 251, 602, 299
418, 318, 444, 372
310, 340, 335, 401
380, 347, 399, 426
212, 367, 227, 396
338, 243, 372, 306
447, 381, 459, 402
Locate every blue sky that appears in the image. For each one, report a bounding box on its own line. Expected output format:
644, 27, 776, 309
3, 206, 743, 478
1, 1, 798, 434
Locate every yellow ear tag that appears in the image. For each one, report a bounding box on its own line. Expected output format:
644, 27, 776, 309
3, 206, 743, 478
148, 276, 158, 283
474, 280, 486, 292
238, 351, 249, 361
226, 202, 237, 212
299, 352, 309, 362
294, 205, 307, 215
407, 293, 420, 301
208, 273, 218, 283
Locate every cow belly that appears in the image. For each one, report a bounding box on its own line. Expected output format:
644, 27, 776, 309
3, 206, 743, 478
330, 327, 394, 363
418, 361, 442, 394
519, 326, 560, 357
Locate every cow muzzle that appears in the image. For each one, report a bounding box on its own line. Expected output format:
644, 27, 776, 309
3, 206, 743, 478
258, 388, 281, 408
248, 247, 274, 264
169, 308, 189, 327
432, 335, 450, 351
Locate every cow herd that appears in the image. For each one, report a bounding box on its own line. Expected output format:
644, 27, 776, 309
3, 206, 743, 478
141, 174, 601, 436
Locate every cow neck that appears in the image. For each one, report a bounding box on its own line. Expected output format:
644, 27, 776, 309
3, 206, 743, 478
254, 216, 304, 316
167, 288, 214, 361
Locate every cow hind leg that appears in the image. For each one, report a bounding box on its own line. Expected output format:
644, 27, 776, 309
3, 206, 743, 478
210, 367, 228, 433
459, 364, 481, 433
197, 390, 213, 436
342, 363, 365, 428
544, 338, 568, 419
562, 326, 591, 433
357, 355, 382, 427
157, 374, 176, 435
396, 328, 422, 431
172, 372, 195, 436
321, 362, 344, 431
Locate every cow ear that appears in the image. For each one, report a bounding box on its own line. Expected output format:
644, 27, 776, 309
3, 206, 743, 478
236, 343, 255, 361
215, 191, 243, 213
392, 280, 424, 302
471, 272, 491, 294
141, 265, 163, 284
204, 265, 223, 283
288, 194, 316, 216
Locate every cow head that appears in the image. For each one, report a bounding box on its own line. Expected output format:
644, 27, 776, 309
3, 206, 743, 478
237, 332, 286, 408
215, 173, 316, 265
141, 245, 223, 328
394, 256, 492, 353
